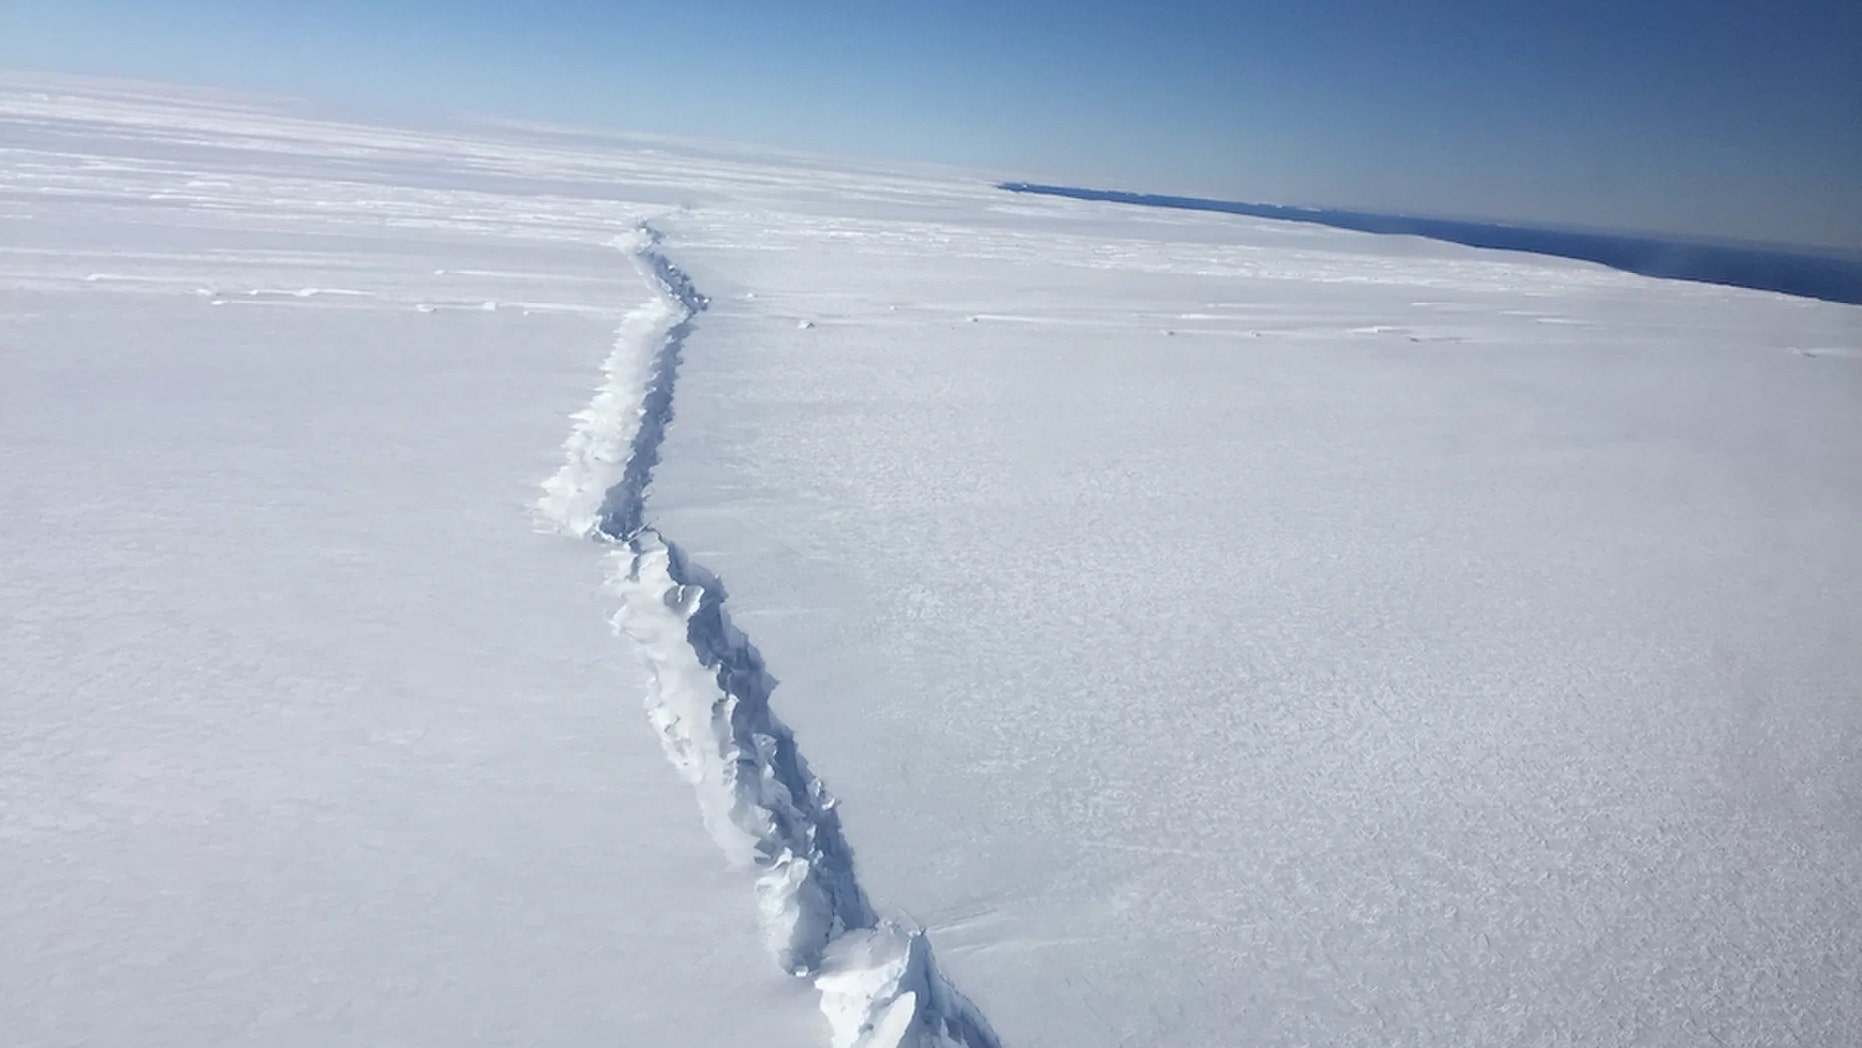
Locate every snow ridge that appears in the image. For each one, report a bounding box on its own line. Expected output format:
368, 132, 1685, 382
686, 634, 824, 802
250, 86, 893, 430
541, 224, 1002, 1048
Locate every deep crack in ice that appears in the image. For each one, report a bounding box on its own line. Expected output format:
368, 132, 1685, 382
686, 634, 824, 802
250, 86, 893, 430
539, 223, 1002, 1048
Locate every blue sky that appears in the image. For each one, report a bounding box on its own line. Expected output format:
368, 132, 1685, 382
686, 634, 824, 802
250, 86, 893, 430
6, 0, 1859, 249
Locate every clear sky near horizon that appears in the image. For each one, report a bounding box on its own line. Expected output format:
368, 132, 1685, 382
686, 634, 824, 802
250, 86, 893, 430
4, 0, 1859, 250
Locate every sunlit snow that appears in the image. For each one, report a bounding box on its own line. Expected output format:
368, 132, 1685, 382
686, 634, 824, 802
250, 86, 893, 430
4, 75, 1861, 1048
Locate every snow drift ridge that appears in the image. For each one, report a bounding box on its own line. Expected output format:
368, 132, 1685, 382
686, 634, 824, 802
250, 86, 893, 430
540, 223, 1001, 1048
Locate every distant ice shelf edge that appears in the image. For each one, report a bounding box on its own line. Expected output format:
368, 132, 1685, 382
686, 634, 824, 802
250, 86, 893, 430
536, 222, 1002, 1048
997, 182, 1862, 307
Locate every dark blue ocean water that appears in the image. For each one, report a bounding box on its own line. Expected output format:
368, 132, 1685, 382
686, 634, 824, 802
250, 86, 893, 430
999, 182, 1862, 306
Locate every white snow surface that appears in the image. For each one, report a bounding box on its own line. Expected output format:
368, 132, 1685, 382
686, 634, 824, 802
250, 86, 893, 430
6, 74, 1862, 1048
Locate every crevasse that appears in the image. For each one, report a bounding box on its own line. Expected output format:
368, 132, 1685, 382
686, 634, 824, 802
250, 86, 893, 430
539, 223, 1001, 1048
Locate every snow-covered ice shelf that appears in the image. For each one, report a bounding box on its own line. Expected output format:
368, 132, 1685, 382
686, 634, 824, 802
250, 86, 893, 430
6, 74, 1862, 1048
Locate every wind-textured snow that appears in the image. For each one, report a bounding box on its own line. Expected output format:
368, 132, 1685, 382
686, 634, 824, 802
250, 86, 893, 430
6, 73, 1862, 1048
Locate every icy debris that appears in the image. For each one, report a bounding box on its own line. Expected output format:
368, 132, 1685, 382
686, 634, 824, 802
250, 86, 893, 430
610, 532, 875, 971
538, 225, 705, 541
817, 923, 1000, 1048
612, 531, 998, 1048
798, 318, 815, 329
535, 288, 686, 537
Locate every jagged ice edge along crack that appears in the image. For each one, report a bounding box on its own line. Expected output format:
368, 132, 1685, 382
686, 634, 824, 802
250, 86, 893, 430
536, 222, 1002, 1048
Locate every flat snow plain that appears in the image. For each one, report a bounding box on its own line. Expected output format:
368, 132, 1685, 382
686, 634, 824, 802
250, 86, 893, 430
6, 76, 1862, 1047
